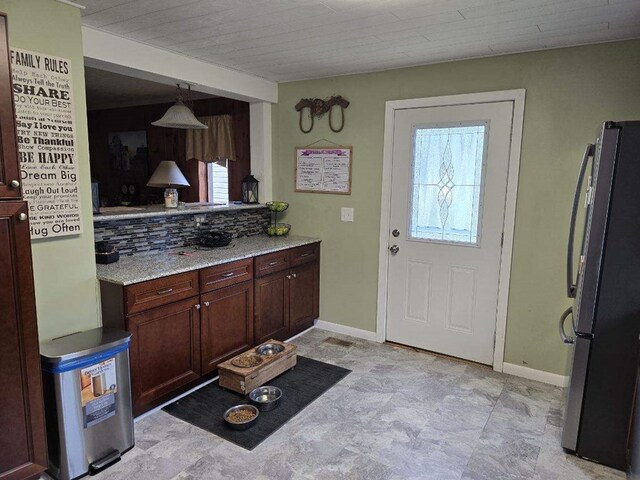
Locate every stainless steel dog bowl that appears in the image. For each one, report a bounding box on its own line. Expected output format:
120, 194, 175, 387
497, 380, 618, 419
256, 343, 285, 355
223, 404, 259, 430
249, 386, 283, 411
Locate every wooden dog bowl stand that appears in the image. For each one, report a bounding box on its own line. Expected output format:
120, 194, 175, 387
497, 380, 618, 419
218, 340, 297, 394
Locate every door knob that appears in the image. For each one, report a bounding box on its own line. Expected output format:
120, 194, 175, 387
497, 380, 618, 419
392, 229, 400, 237
194, 304, 201, 310
9, 180, 19, 188
390, 245, 399, 255
18, 212, 27, 221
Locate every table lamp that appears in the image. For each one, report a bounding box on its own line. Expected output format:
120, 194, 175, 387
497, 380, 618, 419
147, 161, 190, 208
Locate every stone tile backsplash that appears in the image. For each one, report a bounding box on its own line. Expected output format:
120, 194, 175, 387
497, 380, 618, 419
94, 207, 271, 256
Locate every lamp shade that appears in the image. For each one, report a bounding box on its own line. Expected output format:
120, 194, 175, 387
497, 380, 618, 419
152, 99, 208, 130
147, 161, 190, 188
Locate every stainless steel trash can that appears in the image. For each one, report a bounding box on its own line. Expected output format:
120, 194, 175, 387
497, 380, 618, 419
40, 328, 134, 480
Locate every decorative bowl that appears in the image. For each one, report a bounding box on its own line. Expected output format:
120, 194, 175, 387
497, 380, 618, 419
249, 386, 283, 411
223, 404, 259, 430
265, 223, 291, 237
266, 201, 289, 213
256, 343, 285, 356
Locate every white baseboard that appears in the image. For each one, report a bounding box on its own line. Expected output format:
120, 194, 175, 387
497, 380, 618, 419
314, 320, 379, 342
502, 362, 569, 388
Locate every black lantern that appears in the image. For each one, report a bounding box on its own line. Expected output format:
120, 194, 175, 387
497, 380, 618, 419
241, 174, 259, 204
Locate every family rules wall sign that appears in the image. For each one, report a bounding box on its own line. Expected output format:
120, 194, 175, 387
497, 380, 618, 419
10, 48, 81, 239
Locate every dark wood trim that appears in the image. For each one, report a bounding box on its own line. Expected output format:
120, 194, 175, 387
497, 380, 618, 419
0, 14, 20, 200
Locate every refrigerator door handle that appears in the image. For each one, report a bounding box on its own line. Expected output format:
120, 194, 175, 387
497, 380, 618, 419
567, 143, 595, 298
559, 307, 575, 344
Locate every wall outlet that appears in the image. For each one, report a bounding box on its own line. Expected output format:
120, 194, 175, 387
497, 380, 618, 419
341, 207, 354, 222
194, 215, 206, 227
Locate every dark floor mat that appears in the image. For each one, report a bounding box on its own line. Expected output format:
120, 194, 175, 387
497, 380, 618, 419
162, 355, 351, 450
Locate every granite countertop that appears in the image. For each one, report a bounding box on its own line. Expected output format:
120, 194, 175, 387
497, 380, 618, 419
93, 203, 266, 222
96, 234, 321, 286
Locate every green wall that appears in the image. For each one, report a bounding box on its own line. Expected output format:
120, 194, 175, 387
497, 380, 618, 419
1, 0, 99, 341
273, 40, 640, 375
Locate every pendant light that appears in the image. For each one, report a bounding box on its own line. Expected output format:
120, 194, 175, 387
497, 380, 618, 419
152, 84, 207, 130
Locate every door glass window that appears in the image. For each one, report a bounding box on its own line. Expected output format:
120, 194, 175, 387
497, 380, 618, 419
409, 123, 487, 245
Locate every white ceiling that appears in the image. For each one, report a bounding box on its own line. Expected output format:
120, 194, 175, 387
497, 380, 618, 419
78, 0, 640, 82
84, 66, 213, 109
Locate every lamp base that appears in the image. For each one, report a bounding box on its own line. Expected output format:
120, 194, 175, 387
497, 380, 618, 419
164, 188, 179, 208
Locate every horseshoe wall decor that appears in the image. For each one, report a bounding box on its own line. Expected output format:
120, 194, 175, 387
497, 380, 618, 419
295, 95, 350, 134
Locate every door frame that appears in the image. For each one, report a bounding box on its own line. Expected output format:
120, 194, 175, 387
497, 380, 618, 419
376, 89, 526, 372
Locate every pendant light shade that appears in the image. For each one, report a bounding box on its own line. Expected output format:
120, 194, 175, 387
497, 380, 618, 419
152, 84, 208, 130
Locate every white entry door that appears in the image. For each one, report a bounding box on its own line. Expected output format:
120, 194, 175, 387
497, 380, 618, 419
386, 101, 515, 365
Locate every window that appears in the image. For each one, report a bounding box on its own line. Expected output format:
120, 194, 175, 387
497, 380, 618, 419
207, 160, 229, 205
408, 123, 488, 245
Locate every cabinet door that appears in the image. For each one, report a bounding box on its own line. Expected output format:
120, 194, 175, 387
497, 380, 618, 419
289, 260, 320, 336
254, 269, 289, 344
0, 15, 21, 200
201, 280, 254, 374
0, 202, 47, 480
127, 298, 201, 415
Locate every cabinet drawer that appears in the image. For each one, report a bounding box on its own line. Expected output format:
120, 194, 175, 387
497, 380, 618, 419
126, 271, 199, 314
290, 242, 320, 267
200, 258, 253, 293
255, 250, 290, 277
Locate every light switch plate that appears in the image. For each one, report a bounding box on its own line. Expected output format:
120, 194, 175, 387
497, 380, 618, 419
341, 207, 354, 222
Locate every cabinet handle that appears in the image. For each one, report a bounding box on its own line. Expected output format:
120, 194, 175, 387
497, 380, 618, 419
9, 180, 20, 189
194, 304, 201, 310
204, 301, 210, 307
268, 261, 279, 266
300, 252, 311, 257
156, 288, 173, 295
292, 273, 297, 278
286, 275, 291, 279
222, 272, 235, 278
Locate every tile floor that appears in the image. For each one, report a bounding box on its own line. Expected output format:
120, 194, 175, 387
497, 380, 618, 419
83, 328, 625, 480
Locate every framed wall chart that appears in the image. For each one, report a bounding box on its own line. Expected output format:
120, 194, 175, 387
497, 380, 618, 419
295, 146, 352, 194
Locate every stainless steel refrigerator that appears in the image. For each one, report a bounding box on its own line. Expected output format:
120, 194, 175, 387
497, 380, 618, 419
560, 121, 640, 470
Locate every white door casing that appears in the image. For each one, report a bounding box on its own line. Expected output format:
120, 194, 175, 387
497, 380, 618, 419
377, 90, 525, 371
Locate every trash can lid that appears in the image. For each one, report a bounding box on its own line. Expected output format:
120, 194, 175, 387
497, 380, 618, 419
40, 327, 131, 364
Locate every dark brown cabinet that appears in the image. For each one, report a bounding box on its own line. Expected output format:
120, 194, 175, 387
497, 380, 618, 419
0, 14, 20, 200
254, 269, 291, 344
201, 280, 254, 374
0, 203, 47, 480
254, 243, 320, 343
100, 242, 320, 416
0, 12, 48, 480
289, 261, 320, 335
126, 297, 201, 416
